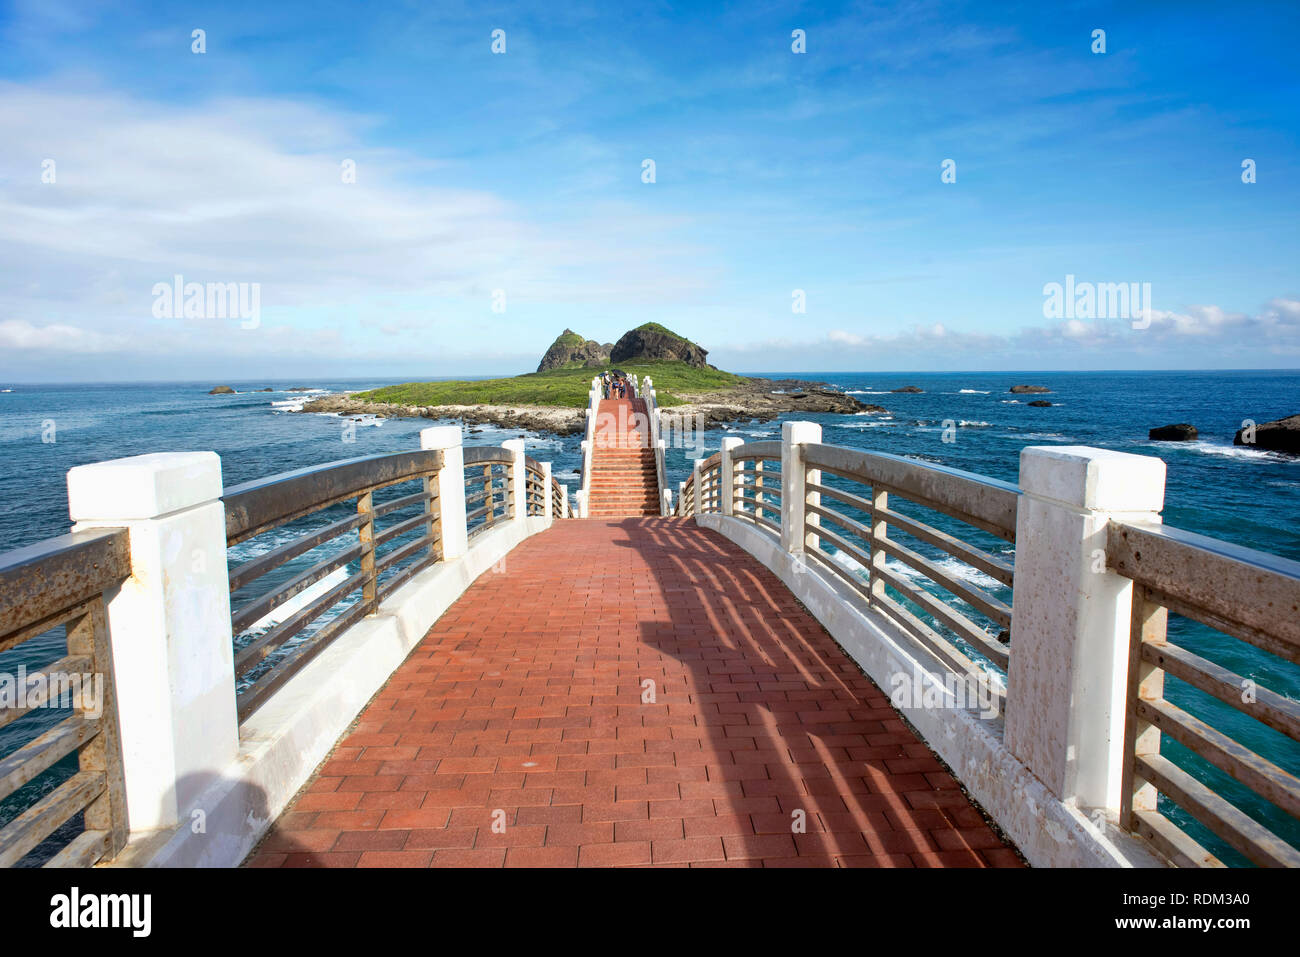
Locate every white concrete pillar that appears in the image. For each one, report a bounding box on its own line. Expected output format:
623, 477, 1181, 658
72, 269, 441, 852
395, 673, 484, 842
579, 438, 593, 517
780, 421, 822, 555
719, 437, 743, 516
66, 452, 237, 833
1005, 445, 1166, 812
560, 483, 569, 518
692, 458, 704, 517
420, 426, 468, 561
501, 439, 527, 523
677, 481, 686, 516
542, 461, 554, 523
661, 487, 672, 516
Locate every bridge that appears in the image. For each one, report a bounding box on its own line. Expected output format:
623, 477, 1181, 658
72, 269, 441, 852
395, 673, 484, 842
0, 375, 1297, 868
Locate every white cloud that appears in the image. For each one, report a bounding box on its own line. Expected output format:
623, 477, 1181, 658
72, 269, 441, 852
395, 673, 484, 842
0, 81, 712, 366
0, 318, 126, 352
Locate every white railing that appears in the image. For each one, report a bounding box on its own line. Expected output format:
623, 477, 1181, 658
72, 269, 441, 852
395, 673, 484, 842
685, 421, 1300, 868
639, 375, 671, 516
577, 376, 600, 518
8, 428, 561, 867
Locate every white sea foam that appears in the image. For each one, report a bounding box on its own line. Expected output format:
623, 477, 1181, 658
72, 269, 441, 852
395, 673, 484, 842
957, 389, 990, 394
1184, 440, 1295, 463
827, 549, 1005, 598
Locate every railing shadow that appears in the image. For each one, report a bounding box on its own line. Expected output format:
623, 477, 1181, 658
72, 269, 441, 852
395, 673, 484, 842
616, 517, 956, 867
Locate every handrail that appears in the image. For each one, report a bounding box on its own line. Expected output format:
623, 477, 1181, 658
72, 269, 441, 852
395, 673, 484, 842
464, 446, 513, 467
1106, 519, 1300, 867
225, 448, 449, 721
224, 449, 444, 545
0, 529, 131, 646
803, 443, 1019, 542
0, 527, 131, 867
700, 439, 1014, 686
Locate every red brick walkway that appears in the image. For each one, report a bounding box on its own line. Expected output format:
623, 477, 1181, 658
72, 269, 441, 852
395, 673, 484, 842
244, 519, 1022, 868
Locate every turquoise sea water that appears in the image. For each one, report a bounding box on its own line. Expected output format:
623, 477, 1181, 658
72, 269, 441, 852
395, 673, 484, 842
0, 370, 1296, 864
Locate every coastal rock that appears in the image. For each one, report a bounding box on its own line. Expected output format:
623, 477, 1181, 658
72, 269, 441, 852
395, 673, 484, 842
1028, 400, 1053, 407
670, 378, 880, 426
300, 373, 880, 436
300, 395, 585, 436
1009, 385, 1050, 394
208, 385, 234, 394
1234, 414, 1300, 454
891, 386, 923, 393
537, 329, 612, 372
610, 323, 710, 368
1149, 423, 1198, 441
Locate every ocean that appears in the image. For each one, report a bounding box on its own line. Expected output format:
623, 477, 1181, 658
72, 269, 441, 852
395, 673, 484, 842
1, 370, 1296, 865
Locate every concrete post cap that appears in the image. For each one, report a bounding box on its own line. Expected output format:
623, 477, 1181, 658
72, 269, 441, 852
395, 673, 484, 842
1019, 445, 1166, 511
419, 425, 463, 450
782, 421, 822, 444
68, 451, 222, 521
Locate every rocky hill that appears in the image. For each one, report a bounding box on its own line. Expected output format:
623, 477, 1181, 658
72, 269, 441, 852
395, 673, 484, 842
536, 329, 612, 372
611, 323, 710, 368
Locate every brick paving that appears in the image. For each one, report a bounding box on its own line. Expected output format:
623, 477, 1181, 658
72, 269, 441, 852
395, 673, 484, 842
244, 518, 1023, 868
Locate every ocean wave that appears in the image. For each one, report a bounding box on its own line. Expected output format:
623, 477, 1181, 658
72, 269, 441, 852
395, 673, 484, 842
834, 419, 896, 429
845, 390, 892, 395
958, 389, 990, 394
1008, 431, 1070, 440
826, 548, 1004, 598
958, 421, 992, 428
999, 399, 1020, 404
1183, 440, 1296, 463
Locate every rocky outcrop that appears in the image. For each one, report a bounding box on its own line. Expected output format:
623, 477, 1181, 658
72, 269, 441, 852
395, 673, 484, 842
208, 385, 234, 394
610, 323, 709, 368
891, 386, 923, 393
301, 394, 585, 435
299, 375, 881, 436
669, 378, 880, 426
1010, 384, 1050, 394
1028, 400, 1053, 407
1149, 423, 1197, 441
537, 329, 611, 372
1234, 414, 1300, 454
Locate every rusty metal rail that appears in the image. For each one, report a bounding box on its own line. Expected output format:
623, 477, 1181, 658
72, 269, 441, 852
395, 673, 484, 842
796, 444, 1016, 680
1107, 520, 1300, 867
223, 449, 445, 722
524, 457, 548, 517
464, 447, 512, 536
0, 529, 131, 867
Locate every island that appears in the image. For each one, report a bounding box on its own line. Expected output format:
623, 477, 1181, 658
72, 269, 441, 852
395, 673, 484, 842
299, 323, 882, 435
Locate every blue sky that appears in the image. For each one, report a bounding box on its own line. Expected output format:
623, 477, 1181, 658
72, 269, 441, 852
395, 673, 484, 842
1, 0, 1298, 380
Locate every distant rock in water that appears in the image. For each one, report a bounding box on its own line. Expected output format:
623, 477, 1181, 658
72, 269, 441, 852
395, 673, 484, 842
890, 386, 923, 393
537, 329, 612, 372
610, 323, 710, 368
1234, 414, 1300, 454
1149, 423, 1197, 441
208, 385, 234, 394
1028, 400, 1053, 407
1010, 384, 1050, 394
255, 387, 273, 392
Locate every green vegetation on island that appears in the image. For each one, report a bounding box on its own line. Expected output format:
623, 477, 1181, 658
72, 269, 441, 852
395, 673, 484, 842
356, 359, 742, 409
